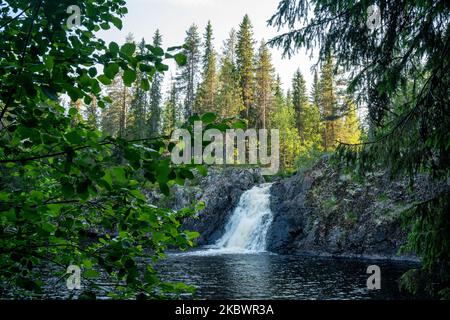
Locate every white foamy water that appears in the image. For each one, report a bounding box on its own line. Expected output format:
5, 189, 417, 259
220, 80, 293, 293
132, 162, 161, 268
215, 183, 273, 252
175, 183, 273, 256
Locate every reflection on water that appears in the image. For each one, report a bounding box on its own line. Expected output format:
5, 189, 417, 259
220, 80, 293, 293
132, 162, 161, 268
157, 251, 422, 300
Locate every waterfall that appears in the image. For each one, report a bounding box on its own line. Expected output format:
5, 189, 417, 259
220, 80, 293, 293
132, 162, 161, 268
215, 183, 273, 253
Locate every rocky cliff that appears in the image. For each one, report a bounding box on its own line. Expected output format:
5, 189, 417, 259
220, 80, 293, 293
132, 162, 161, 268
150, 160, 445, 260
268, 157, 446, 260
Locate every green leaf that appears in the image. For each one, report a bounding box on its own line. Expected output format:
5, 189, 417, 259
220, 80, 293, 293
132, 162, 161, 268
121, 43, 136, 56
111, 17, 123, 30
232, 119, 247, 129
100, 22, 110, 30
141, 78, 150, 91
196, 165, 208, 177
69, 107, 78, 117
104, 63, 119, 79
109, 41, 120, 54
41, 222, 57, 234
174, 53, 187, 66
184, 231, 200, 240
110, 167, 127, 185
155, 62, 169, 72
201, 112, 217, 124
150, 46, 164, 56
88, 67, 97, 77
83, 259, 93, 269
167, 46, 183, 51
61, 183, 75, 198
65, 131, 83, 145
84, 270, 100, 279
98, 74, 112, 85
122, 69, 137, 86
159, 182, 170, 196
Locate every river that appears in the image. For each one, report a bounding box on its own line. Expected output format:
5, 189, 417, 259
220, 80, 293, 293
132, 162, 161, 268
157, 183, 420, 300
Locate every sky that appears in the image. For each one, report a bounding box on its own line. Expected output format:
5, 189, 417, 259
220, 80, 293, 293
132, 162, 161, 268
98, 0, 316, 93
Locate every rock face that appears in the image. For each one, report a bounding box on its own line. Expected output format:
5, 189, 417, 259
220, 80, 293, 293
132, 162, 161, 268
268, 158, 446, 260
152, 167, 264, 245
148, 160, 445, 260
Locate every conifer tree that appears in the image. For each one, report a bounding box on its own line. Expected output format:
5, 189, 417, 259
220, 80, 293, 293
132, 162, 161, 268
217, 29, 244, 118
195, 21, 218, 114
101, 34, 134, 138
255, 40, 275, 129
102, 71, 133, 138
149, 30, 164, 136
292, 69, 308, 143
162, 77, 180, 135
336, 98, 361, 145
311, 70, 320, 110
130, 38, 149, 139
236, 14, 256, 122
84, 96, 99, 130
271, 78, 301, 169
179, 24, 201, 119
319, 54, 338, 151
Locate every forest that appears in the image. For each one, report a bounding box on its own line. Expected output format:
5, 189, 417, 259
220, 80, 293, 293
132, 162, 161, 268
0, 0, 449, 301
95, 17, 360, 171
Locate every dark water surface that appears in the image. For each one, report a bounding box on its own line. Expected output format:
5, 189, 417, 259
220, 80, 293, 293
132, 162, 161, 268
157, 250, 422, 300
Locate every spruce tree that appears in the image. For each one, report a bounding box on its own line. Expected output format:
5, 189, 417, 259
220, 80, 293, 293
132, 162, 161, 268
236, 14, 256, 122
149, 30, 163, 136
292, 69, 308, 143
179, 24, 201, 119
217, 29, 244, 118
130, 38, 149, 139
319, 54, 338, 151
162, 77, 180, 135
311, 70, 320, 110
255, 40, 275, 129
195, 21, 218, 114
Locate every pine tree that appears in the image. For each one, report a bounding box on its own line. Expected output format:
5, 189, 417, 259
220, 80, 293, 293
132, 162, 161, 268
319, 54, 339, 151
179, 24, 201, 120
292, 69, 308, 143
162, 77, 180, 135
217, 28, 244, 118
102, 71, 133, 138
102, 33, 134, 139
311, 70, 320, 110
149, 30, 163, 136
130, 38, 149, 139
202, 21, 214, 71
195, 21, 218, 114
236, 14, 256, 122
84, 95, 99, 129
255, 40, 275, 129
